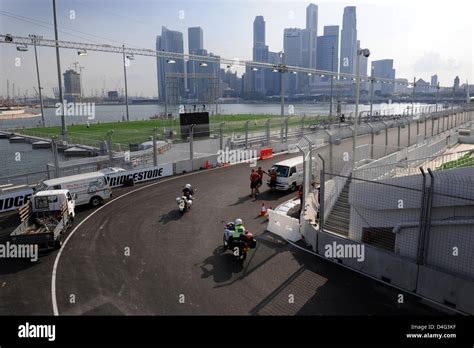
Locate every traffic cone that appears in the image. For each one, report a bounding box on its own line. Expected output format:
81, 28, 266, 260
260, 203, 267, 217
265, 206, 272, 219
205, 160, 211, 169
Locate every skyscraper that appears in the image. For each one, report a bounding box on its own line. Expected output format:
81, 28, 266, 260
372, 59, 396, 94
252, 16, 269, 94
63, 69, 81, 101
188, 27, 203, 54
431, 74, 438, 87
454, 76, 460, 89
357, 40, 368, 76
284, 28, 303, 94
156, 26, 184, 102
340, 6, 357, 75
306, 4, 318, 70
316, 25, 339, 73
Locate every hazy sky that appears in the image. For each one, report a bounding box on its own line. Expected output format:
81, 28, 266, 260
0, 0, 472, 98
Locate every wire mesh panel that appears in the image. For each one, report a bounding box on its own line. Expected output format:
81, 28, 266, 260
426, 170, 474, 280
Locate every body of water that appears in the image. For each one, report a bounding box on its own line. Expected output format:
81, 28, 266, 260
0, 102, 429, 130
0, 102, 430, 182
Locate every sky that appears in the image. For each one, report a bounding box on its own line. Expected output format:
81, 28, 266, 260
0, 0, 472, 98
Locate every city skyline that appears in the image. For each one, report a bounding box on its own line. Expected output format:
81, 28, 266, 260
0, 0, 472, 98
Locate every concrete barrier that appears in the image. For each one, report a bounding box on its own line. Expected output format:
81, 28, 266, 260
267, 209, 301, 242
317, 230, 418, 291
417, 266, 474, 314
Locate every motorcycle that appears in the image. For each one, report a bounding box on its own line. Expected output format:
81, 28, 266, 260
176, 194, 193, 214
223, 221, 257, 263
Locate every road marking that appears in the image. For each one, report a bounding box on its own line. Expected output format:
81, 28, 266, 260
51, 166, 224, 316
52, 151, 294, 315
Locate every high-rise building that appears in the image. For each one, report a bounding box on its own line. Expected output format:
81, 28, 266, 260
265, 51, 282, 95
316, 25, 339, 73
372, 59, 396, 94
357, 40, 368, 76
306, 4, 318, 70
340, 6, 357, 75
188, 27, 203, 54
454, 76, 460, 89
431, 74, 438, 87
284, 28, 303, 94
156, 26, 184, 102
252, 16, 269, 94
63, 69, 81, 101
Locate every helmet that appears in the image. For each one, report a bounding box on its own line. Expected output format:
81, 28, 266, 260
185, 184, 191, 189
235, 218, 243, 226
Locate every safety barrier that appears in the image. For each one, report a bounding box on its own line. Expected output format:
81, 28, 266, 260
266, 209, 301, 242
259, 148, 273, 160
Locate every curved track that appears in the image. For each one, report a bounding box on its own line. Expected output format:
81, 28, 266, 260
52, 150, 439, 315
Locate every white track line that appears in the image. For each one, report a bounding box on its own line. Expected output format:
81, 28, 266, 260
51, 151, 293, 315
51, 166, 223, 316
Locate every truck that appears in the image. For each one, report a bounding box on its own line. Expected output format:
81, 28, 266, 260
34, 172, 111, 208
9, 190, 76, 251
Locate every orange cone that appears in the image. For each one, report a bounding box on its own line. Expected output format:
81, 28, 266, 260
260, 203, 267, 217
265, 206, 272, 218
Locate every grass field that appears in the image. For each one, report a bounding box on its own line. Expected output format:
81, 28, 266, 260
437, 152, 474, 170
17, 114, 333, 147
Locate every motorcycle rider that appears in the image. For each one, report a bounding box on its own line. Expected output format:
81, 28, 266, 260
182, 183, 194, 197
228, 218, 246, 246
182, 184, 194, 209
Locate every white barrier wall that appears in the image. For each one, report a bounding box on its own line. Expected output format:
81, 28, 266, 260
267, 209, 301, 242
105, 164, 173, 188
417, 266, 474, 314
317, 230, 419, 291
0, 189, 34, 213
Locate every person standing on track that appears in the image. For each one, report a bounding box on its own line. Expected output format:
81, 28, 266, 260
255, 167, 265, 194
250, 169, 259, 198
269, 168, 277, 192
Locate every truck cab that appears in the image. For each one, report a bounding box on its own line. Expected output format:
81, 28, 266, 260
10, 190, 76, 251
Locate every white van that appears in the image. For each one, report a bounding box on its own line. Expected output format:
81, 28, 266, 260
35, 172, 111, 208
267, 157, 305, 191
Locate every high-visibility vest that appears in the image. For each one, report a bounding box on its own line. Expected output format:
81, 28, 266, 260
234, 225, 245, 238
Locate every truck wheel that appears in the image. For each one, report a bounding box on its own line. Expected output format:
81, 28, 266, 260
90, 196, 102, 208
54, 236, 63, 250
290, 182, 297, 191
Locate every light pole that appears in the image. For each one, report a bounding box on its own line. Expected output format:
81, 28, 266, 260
23, 35, 45, 127
369, 65, 375, 120
164, 58, 176, 118
122, 45, 133, 122
411, 77, 416, 117
352, 48, 370, 167
329, 46, 335, 117
52, 0, 66, 141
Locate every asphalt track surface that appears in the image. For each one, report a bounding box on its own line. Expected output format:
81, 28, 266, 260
0, 119, 449, 315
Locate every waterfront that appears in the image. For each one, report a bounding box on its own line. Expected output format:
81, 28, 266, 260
0, 102, 430, 180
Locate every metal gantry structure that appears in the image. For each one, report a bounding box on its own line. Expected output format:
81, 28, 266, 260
2, 33, 450, 88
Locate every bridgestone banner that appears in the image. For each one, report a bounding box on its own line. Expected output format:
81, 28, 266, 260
0, 189, 34, 213
104, 164, 173, 188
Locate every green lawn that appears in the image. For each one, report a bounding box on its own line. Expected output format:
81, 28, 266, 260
437, 152, 474, 170
17, 114, 333, 149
